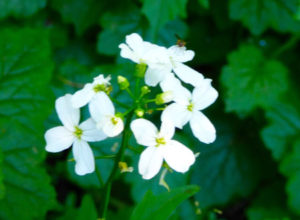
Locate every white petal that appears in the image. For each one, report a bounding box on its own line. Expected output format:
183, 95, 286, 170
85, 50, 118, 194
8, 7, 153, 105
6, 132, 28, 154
173, 62, 204, 87
126, 33, 144, 55
138, 146, 164, 180
163, 140, 195, 173
45, 126, 74, 152
192, 79, 218, 110
145, 67, 170, 87
160, 74, 191, 105
161, 103, 192, 129
71, 83, 94, 108
72, 140, 95, 176
190, 111, 216, 144
159, 120, 175, 140
89, 92, 114, 122
102, 116, 124, 137
79, 118, 107, 142
119, 43, 139, 63
168, 45, 195, 63
130, 119, 157, 147
56, 94, 80, 130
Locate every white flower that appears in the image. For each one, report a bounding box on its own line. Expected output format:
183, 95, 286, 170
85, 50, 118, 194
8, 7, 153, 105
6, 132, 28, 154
89, 92, 124, 137
71, 74, 111, 108
130, 119, 195, 180
119, 33, 172, 87
161, 78, 218, 144
166, 45, 205, 87
45, 94, 106, 175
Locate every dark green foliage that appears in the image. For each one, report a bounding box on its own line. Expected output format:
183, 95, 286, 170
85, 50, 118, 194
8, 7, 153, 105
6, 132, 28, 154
0, 0, 299, 219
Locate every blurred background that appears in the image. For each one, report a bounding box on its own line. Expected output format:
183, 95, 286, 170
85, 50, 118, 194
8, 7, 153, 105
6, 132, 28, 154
0, 0, 299, 219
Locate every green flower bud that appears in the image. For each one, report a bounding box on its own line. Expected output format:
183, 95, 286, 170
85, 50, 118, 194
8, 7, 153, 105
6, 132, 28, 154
155, 91, 173, 105
135, 63, 147, 78
135, 108, 145, 117
117, 75, 130, 90
141, 86, 151, 95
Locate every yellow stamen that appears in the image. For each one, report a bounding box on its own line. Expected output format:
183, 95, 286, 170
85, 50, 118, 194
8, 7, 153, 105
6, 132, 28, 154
155, 137, 166, 147
187, 102, 194, 112
111, 116, 118, 125
73, 126, 83, 139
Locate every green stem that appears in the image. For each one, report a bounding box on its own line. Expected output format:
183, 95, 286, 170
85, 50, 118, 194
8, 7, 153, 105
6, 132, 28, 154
125, 88, 135, 99
110, 97, 130, 109
99, 110, 134, 219
272, 35, 299, 58
95, 166, 104, 187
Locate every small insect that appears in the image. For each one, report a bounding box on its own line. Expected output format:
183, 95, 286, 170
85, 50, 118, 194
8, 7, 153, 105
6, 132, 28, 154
175, 34, 187, 47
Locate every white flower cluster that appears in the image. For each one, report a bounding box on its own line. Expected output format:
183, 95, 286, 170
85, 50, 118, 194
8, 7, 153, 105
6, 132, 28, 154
120, 33, 218, 179
45, 75, 124, 175
44, 33, 218, 181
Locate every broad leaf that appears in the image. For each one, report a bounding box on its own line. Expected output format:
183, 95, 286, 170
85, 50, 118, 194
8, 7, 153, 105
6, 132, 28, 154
229, 0, 300, 35
130, 185, 199, 220
221, 45, 288, 117
0, 0, 46, 19
0, 28, 56, 220
51, 0, 106, 35
142, 0, 188, 36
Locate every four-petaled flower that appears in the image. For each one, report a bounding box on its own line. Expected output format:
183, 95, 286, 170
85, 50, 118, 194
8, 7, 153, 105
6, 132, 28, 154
161, 77, 218, 144
72, 74, 111, 108
130, 119, 195, 179
45, 94, 106, 175
89, 92, 124, 137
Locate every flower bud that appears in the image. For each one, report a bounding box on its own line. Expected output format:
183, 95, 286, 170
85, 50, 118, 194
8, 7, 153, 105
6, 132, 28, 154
118, 161, 134, 173
135, 63, 147, 78
141, 86, 151, 95
135, 108, 144, 117
155, 91, 173, 105
117, 75, 130, 90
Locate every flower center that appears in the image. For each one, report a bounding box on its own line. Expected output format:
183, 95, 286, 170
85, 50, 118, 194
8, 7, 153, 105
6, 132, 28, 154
111, 116, 119, 125
155, 137, 166, 147
93, 83, 106, 92
187, 102, 194, 112
73, 126, 83, 139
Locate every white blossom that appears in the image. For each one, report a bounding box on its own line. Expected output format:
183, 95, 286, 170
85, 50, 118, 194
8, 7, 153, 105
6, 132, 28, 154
71, 74, 111, 108
131, 119, 195, 180
161, 78, 218, 144
89, 92, 124, 137
45, 94, 106, 175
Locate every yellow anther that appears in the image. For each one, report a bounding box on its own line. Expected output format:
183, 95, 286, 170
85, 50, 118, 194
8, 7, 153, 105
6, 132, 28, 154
93, 84, 106, 92
155, 137, 166, 146
111, 116, 118, 125
73, 126, 83, 139
187, 102, 194, 112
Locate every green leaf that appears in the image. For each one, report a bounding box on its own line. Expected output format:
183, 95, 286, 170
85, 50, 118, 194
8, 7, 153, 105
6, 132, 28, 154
51, 0, 105, 35
0, 28, 56, 220
221, 45, 289, 117
191, 119, 272, 209
246, 182, 293, 220
130, 185, 199, 220
97, 6, 142, 55
0, 149, 4, 199
198, 0, 209, 9
280, 140, 300, 215
229, 0, 300, 35
0, 0, 46, 19
261, 103, 300, 161
142, 0, 188, 35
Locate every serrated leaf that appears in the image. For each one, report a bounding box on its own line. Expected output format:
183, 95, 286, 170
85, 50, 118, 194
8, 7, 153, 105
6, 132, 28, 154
246, 182, 293, 220
97, 6, 142, 55
130, 185, 199, 220
0, 28, 56, 220
229, 0, 300, 35
51, 0, 105, 35
142, 0, 188, 35
0, 0, 46, 19
261, 103, 300, 161
191, 119, 271, 209
221, 45, 289, 117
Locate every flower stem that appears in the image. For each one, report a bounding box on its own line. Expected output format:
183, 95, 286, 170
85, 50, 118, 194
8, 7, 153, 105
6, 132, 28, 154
95, 166, 104, 187
99, 110, 134, 219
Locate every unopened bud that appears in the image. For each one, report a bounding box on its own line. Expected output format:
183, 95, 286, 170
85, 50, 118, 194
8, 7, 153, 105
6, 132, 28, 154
117, 75, 130, 90
155, 91, 173, 105
135, 108, 144, 117
118, 161, 134, 173
141, 86, 151, 95
135, 63, 147, 78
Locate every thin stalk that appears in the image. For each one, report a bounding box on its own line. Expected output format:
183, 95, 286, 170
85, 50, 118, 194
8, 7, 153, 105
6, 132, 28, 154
99, 110, 134, 219
95, 166, 104, 187
110, 97, 130, 109
272, 35, 299, 58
